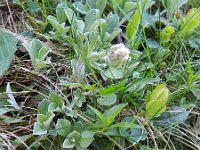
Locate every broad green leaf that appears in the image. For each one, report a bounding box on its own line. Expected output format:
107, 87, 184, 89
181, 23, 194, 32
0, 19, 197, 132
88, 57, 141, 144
55, 119, 71, 136
6, 83, 21, 110
63, 132, 81, 149
70, 89, 86, 108
98, 80, 127, 95
38, 99, 50, 115
65, 8, 75, 25
86, 0, 96, 8
56, 2, 67, 23
146, 100, 166, 119
126, 3, 141, 41
127, 127, 147, 143
104, 67, 124, 79
49, 92, 63, 109
149, 84, 169, 103
88, 105, 105, 121
119, 116, 147, 143
63, 138, 75, 149
191, 88, 200, 99
96, 0, 106, 15
97, 94, 117, 106
84, 9, 99, 32
79, 130, 94, 148
181, 8, 200, 35
47, 16, 68, 33
31, 38, 42, 59
146, 84, 169, 119
0, 30, 17, 76
38, 47, 51, 61
152, 108, 189, 127
126, 78, 160, 92
76, 20, 85, 33
33, 122, 47, 135
88, 19, 106, 32
106, 30, 122, 42
104, 103, 127, 126
136, 62, 154, 72
106, 14, 119, 34
37, 111, 55, 127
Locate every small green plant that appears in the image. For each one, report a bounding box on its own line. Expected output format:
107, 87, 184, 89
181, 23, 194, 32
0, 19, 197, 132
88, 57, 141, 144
22, 38, 51, 72
1, 0, 200, 149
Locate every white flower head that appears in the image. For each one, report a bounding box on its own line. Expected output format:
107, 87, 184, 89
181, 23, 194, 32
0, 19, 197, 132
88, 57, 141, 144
108, 43, 130, 68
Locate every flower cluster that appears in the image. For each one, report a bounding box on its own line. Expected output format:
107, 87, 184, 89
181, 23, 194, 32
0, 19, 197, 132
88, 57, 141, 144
108, 43, 130, 68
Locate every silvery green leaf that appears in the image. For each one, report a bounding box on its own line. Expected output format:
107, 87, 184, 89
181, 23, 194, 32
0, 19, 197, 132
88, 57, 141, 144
71, 59, 85, 83
86, 0, 96, 8
0, 108, 11, 115
106, 14, 120, 34
104, 67, 124, 79
88, 19, 106, 32
6, 83, 21, 110
107, 30, 122, 42
0, 30, 17, 76
55, 119, 71, 136
38, 47, 51, 61
89, 51, 107, 62
136, 62, 154, 71
73, 1, 88, 14
35, 59, 47, 71
124, 2, 137, 13
79, 131, 94, 148
97, 94, 117, 106
37, 111, 55, 127
47, 16, 68, 34
152, 108, 189, 127
103, 32, 111, 42
63, 138, 75, 149
96, 0, 106, 15
84, 9, 99, 32
33, 122, 47, 135
89, 32, 98, 51
66, 110, 78, 118
73, 89, 86, 107
76, 20, 85, 33
38, 99, 50, 115
191, 88, 200, 99
64, 8, 75, 24
56, 2, 67, 23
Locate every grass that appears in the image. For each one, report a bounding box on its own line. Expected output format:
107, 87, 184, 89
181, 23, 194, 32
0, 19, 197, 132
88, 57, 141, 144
0, 0, 200, 150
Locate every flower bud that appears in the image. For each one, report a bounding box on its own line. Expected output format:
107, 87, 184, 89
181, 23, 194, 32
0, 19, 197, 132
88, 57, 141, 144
160, 26, 175, 43
108, 43, 130, 68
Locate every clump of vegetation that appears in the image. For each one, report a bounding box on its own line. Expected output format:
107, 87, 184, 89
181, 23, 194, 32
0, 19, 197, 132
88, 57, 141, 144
0, 0, 200, 149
